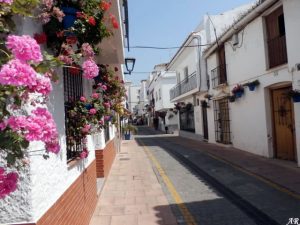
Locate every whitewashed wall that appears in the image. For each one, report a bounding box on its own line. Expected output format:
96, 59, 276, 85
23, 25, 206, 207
206, 0, 300, 165
0, 17, 113, 223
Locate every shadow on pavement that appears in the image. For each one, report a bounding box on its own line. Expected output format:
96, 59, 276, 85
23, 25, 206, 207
135, 131, 300, 225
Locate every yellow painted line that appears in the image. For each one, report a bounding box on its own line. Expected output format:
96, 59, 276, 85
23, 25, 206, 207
206, 152, 300, 201
139, 139, 198, 225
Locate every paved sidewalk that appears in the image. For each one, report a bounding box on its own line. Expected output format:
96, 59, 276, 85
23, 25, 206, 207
90, 140, 178, 225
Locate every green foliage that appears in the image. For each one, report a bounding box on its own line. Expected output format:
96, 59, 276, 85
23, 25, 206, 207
122, 124, 137, 135
11, 0, 40, 16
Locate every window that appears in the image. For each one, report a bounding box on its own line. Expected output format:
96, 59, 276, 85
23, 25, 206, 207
63, 67, 84, 161
159, 89, 161, 100
156, 92, 158, 101
265, 6, 287, 68
211, 45, 227, 88
213, 98, 231, 144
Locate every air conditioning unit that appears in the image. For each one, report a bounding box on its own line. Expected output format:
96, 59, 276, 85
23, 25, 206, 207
232, 33, 239, 46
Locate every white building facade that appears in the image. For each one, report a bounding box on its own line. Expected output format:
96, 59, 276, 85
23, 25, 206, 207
204, 0, 300, 166
147, 64, 178, 132
168, 4, 254, 140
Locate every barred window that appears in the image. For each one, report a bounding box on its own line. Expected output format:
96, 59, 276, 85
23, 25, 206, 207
63, 67, 84, 161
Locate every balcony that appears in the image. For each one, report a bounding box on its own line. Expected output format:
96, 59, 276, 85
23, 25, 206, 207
211, 64, 227, 88
170, 72, 197, 101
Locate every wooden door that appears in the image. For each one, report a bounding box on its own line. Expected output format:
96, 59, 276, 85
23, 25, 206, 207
272, 87, 296, 161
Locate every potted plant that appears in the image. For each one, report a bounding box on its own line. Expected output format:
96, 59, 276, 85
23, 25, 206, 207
287, 90, 300, 103
232, 84, 244, 98
122, 124, 137, 140
245, 80, 260, 91
228, 95, 236, 103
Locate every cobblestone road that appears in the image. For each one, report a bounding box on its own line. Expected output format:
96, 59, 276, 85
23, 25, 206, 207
136, 126, 300, 225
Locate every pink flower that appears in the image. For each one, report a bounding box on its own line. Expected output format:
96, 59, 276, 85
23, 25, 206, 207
6, 108, 60, 154
39, 12, 51, 24
81, 43, 94, 57
58, 55, 73, 65
81, 124, 91, 134
82, 59, 99, 79
103, 102, 111, 108
0, 59, 37, 88
0, 168, 19, 199
53, 7, 65, 22
6, 35, 43, 63
29, 74, 52, 96
80, 149, 89, 159
92, 93, 99, 99
99, 120, 104, 125
89, 108, 97, 115
104, 116, 110, 121
80, 96, 86, 102
42, 0, 53, 10
0, 121, 7, 131
0, 0, 13, 5
101, 85, 108, 91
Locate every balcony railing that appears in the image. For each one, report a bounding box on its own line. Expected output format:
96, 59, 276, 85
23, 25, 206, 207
211, 64, 227, 88
170, 72, 197, 100
268, 35, 287, 68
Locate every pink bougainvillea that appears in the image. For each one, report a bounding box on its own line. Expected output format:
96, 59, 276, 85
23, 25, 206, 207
0, 167, 19, 199
7, 108, 60, 153
81, 43, 94, 58
0, 0, 14, 5
6, 35, 43, 63
0, 59, 37, 88
29, 74, 52, 95
82, 59, 99, 79
91, 93, 99, 99
89, 108, 97, 115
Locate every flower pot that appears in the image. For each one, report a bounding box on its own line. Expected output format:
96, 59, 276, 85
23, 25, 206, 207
124, 133, 131, 140
248, 84, 256, 91
292, 95, 300, 103
62, 7, 78, 29
228, 96, 235, 103
235, 91, 243, 98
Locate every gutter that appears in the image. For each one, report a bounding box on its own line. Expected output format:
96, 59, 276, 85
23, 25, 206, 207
204, 0, 278, 58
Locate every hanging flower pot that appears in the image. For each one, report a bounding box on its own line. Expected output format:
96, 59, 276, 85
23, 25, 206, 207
293, 95, 300, 102
287, 90, 300, 103
62, 7, 79, 29
232, 84, 244, 98
228, 95, 236, 103
246, 80, 260, 91
124, 133, 131, 140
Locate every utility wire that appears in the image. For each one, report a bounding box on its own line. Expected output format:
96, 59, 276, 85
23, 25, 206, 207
125, 43, 211, 50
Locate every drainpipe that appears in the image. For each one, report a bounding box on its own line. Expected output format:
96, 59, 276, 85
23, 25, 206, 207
190, 33, 202, 102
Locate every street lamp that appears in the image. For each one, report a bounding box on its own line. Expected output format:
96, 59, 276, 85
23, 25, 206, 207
124, 57, 136, 75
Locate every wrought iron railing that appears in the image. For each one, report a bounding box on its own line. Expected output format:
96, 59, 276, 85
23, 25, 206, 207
170, 72, 197, 100
268, 35, 287, 68
211, 64, 227, 88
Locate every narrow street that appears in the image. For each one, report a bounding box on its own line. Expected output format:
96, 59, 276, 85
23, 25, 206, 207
133, 126, 300, 225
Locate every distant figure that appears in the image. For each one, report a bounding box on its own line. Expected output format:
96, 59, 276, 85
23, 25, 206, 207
165, 126, 168, 134
153, 117, 159, 130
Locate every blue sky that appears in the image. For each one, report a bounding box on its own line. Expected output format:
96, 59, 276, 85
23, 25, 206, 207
124, 0, 254, 84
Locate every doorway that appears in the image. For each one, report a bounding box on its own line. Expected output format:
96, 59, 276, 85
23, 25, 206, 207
271, 86, 296, 161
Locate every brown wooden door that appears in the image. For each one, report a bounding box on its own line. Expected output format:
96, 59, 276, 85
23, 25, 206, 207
272, 87, 296, 161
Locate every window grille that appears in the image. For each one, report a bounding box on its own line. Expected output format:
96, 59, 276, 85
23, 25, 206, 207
63, 67, 84, 161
